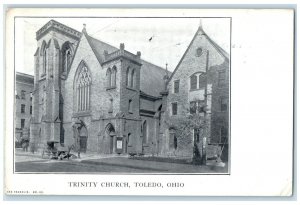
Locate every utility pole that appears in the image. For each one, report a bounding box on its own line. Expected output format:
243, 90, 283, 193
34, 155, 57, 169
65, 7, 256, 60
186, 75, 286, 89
202, 50, 209, 165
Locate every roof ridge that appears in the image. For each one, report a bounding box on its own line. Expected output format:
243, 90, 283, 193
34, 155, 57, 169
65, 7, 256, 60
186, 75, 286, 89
86, 33, 166, 71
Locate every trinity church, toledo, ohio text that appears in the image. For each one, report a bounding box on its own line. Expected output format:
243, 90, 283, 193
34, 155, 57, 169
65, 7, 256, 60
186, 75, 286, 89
68, 182, 184, 188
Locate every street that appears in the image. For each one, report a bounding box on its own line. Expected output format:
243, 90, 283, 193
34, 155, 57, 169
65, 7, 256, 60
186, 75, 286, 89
15, 151, 228, 173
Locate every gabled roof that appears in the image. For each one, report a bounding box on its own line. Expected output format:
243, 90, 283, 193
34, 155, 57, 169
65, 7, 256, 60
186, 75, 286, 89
167, 26, 229, 83
83, 31, 169, 97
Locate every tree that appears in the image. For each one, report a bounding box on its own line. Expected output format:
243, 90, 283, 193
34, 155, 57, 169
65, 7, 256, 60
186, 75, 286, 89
165, 107, 209, 165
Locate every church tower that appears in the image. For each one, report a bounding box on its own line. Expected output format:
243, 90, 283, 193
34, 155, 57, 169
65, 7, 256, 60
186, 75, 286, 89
30, 20, 81, 151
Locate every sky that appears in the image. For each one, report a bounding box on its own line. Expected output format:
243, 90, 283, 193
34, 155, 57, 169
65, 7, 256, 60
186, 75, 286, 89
15, 17, 230, 75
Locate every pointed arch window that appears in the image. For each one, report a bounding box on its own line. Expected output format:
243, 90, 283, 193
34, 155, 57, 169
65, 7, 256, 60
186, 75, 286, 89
40, 41, 47, 76
142, 121, 147, 144
126, 67, 131, 87
106, 68, 111, 88
76, 66, 91, 112
111, 66, 117, 87
62, 42, 73, 73
131, 69, 135, 88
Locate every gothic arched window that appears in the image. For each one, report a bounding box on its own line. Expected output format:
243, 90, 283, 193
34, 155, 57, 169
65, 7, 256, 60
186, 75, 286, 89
40, 41, 47, 76
131, 69, 135, 88
106, 68, 111, 88
126, 67, 131, 87
62, 42, 73, 73
142, 120, 147, 144
111, 66, 117, 87
76, 66, 91, 112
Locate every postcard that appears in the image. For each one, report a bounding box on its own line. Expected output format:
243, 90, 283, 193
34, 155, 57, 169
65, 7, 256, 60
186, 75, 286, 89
4, 8, 294, 196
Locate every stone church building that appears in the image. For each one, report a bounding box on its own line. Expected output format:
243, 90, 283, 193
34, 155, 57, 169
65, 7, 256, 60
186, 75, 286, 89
30, 20, 229, 158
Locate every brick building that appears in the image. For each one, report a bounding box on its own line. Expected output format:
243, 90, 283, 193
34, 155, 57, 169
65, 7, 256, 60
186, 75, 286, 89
15, 72, 34, 146
162, 24, 229, 159
29, 20, 229, 159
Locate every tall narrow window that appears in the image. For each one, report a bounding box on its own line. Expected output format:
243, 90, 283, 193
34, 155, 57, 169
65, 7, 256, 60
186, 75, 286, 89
142, 121, 147, 144
30, 106, 32, 115
111, 66, 117, 87
126, 67, 131, 87
108, 98, 113, 113
106, 68, 111, 88
171, 102, 177, 115
128, 99, 133, 113
218, 70, 226, 86
40, 41, 47, 76
174, 80, 180, 93
76, 66, 91, 112
169, 129, 177, 150
131, 69, 135, 88
43, 48, 47, 75
190, 75, 197, 90
21, 119, 25, 128
62, 42, 73, 73
21, 104, 25, 113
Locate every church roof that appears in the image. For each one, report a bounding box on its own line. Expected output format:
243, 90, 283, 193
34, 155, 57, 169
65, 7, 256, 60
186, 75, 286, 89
167, 26, 229, 83
84, 32, 170, 97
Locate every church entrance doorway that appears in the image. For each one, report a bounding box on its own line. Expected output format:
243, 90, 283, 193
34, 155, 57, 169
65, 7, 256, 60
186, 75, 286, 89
79, 125, 88, 153
105, 124, 116, 154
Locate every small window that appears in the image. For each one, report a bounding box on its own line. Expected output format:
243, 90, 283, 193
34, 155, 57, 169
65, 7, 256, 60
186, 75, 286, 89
196, 47, 203, 57
220, 97, 228, 111
218, 70, 226, 86
21, 119, 25, 128
190, 75, 197, 90
30, 106, 32, 115
171, 102, 177, 115
21, 104, 25, 113
173, 80, 180, 93
30, 92, 33, 101
128, 99, 133, 113
21, 90, 26, 99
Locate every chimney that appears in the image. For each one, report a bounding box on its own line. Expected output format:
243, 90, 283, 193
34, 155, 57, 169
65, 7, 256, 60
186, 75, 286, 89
120, 43, 125, 51
82, 23, 87, 33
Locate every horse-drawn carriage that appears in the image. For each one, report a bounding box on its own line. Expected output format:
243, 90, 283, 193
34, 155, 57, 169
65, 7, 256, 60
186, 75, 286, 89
41, 141, 75, 160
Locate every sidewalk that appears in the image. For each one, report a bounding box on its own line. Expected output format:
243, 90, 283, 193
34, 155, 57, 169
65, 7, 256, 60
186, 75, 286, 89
81, 157, 228, 173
